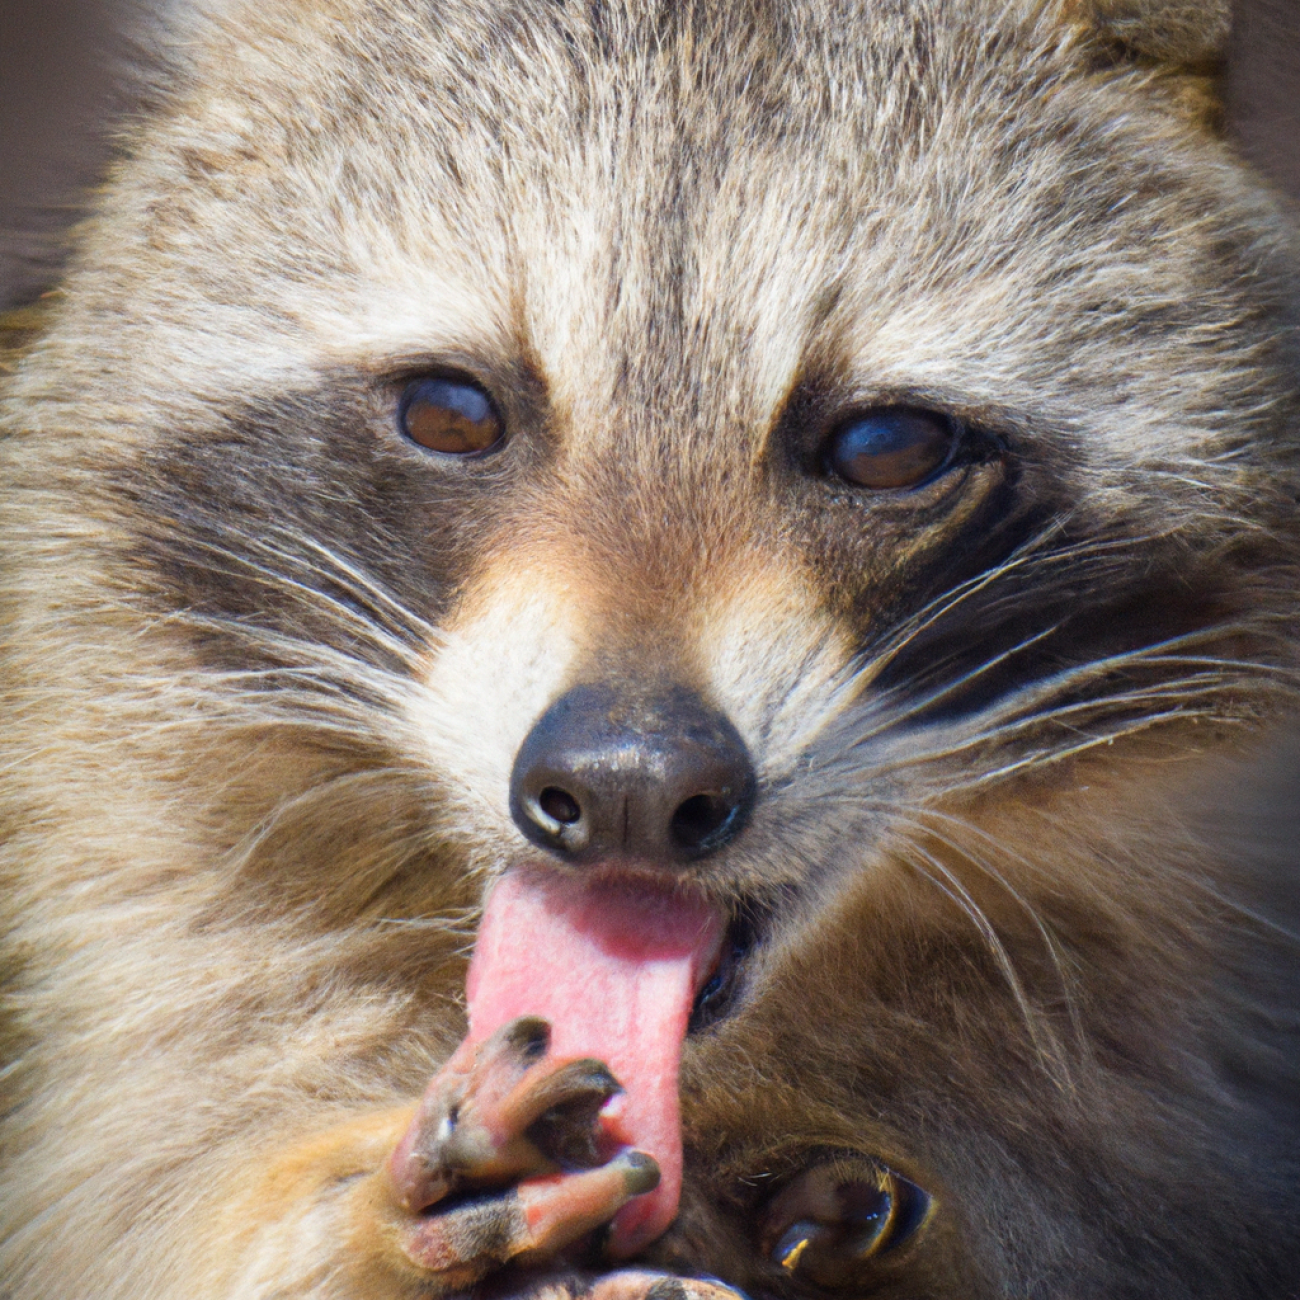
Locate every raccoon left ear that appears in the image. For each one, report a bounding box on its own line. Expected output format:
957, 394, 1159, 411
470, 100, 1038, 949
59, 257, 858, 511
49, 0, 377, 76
1062, 0, 1231, 66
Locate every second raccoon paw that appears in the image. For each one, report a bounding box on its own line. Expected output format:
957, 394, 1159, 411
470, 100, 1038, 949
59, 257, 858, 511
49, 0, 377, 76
386, 1017, 659, 1289
586, 1271, 748, 1300
495, 1269, 748, 1300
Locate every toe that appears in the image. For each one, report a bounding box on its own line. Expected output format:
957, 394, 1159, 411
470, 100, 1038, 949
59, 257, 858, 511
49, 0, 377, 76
391, 1018, 624, 1213
401, 1153, 661, 1281
391, 1021, 656, 1291
510, 1057, 621, 1168
514, 1152, 660, 1258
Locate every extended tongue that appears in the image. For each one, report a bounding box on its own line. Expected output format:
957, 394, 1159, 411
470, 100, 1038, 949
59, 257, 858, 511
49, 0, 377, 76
466, 869, 724, 1256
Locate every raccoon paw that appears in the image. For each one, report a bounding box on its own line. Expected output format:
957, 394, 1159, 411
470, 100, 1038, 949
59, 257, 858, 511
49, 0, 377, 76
494, 1268, 747, 1300
386, 1017, 658, 1289
584, 1271, 748, 1300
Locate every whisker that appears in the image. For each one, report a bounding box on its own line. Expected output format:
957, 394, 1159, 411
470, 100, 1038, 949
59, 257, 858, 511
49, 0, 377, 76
851, 523, 1173, 691
169, 538, 423, 664
261, 531, 441, 640
900, 840, 1071, 1086
899, 808, 1090, 1065
849, 622, 1066, 744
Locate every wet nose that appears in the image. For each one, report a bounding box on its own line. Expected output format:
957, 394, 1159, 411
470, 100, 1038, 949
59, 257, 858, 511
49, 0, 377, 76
509, 683, 757, 864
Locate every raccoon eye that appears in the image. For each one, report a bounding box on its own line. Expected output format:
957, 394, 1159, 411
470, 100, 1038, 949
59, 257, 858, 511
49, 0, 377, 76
399, 377, 503, 455
824, 408, 958, 490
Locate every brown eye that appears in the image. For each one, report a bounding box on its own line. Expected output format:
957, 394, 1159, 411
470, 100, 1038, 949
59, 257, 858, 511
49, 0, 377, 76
824, 408, 958, 489
399, 377, 503, 454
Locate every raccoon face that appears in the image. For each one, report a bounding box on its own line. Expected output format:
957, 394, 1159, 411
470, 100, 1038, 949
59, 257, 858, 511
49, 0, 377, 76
104, 0, 1293, 913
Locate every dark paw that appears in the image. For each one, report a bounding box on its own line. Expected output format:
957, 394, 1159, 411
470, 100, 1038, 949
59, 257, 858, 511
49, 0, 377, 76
387, 1017, 659, 1289
587, 1271, 748, 1300
493, 1268, 748, 1300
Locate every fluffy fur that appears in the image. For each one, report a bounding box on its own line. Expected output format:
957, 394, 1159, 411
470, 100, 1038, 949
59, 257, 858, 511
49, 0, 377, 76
2, 0, 1298, 1297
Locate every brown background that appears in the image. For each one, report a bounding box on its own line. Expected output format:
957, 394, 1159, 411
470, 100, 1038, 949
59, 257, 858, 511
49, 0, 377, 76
1, 0, 1298, 306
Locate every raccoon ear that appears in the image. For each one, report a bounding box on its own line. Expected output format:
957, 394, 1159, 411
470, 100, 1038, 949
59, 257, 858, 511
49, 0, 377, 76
1062, 0, 1231, 66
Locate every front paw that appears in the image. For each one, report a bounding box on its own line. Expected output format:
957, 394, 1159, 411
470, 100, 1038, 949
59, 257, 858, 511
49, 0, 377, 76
488, 1269, 748, 1300
585, 1272, 748, 1300
385, 1017, 660, 1292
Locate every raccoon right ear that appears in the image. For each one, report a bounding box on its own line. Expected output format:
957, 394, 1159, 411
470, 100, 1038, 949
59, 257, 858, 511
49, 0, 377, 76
1060, 0, 1231, 67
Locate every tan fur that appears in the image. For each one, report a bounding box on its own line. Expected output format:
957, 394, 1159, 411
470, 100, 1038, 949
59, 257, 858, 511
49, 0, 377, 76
2, 0, 1299, 1297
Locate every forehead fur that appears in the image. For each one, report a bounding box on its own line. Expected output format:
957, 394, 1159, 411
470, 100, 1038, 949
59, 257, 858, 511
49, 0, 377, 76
19, 0, 1296, 532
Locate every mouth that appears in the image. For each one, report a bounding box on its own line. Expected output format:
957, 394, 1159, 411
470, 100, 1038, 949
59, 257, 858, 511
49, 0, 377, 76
688, 909, 760, 1034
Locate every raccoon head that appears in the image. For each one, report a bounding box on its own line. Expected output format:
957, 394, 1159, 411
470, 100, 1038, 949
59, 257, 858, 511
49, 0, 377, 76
43, 0, 1288, 902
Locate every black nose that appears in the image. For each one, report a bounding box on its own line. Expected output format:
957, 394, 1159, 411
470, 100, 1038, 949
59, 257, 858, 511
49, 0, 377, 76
509, 683, 757, 864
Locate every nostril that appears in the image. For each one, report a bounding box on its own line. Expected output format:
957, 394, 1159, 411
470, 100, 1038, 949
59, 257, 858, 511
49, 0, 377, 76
670, 792, 736, 852
538, 787, 582, 826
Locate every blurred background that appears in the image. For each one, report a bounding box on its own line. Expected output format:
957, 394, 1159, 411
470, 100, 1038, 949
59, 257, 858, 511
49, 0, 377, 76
1, 0, 1298, 306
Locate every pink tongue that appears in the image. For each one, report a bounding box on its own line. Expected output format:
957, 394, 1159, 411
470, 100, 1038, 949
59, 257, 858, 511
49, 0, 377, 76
466, 869, 724, 1256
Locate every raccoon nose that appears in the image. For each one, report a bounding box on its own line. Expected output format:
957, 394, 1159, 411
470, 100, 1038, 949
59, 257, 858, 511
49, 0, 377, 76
509, 683, 757, 865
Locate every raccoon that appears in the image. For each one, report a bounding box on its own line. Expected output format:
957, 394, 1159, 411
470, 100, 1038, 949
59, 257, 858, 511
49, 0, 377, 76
2, 0, 1299, 1298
